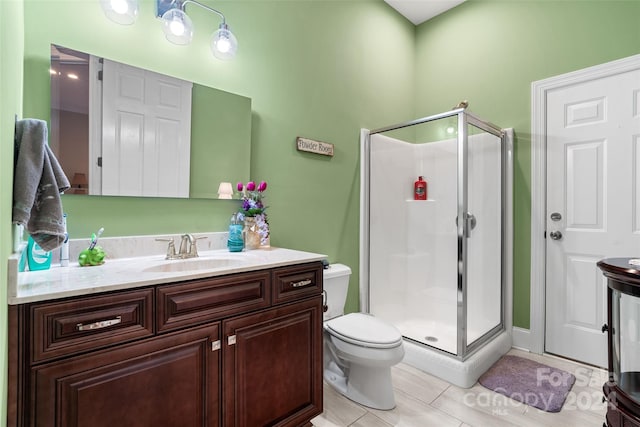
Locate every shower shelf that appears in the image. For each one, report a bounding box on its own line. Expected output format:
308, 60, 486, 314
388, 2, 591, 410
405, 199, 436, 203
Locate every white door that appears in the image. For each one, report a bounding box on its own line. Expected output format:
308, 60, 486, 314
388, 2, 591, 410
101, 59, 192, 197
545, 69, 640, 367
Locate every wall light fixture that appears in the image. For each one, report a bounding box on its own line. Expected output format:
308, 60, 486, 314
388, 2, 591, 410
100, 0, 237, 60
157, 0, 238, 60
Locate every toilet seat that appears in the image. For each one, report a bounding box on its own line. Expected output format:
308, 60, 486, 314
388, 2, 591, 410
325, 313, 403, 349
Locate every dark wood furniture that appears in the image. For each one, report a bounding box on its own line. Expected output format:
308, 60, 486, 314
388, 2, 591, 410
8, 262, 323, 427
598, 258, 640, 427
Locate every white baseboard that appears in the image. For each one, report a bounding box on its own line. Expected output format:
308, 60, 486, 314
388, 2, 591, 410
511, 326, 531, 351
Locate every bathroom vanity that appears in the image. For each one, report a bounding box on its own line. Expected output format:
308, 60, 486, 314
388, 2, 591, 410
7, 246, 325, 427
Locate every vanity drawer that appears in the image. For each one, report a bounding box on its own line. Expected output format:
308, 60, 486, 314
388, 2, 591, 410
157, 271, 271, 332
31, 289, 154, 363
272, 262, 323, 305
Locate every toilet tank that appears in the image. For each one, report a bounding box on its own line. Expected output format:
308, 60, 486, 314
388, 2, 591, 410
323, 263, 352, 320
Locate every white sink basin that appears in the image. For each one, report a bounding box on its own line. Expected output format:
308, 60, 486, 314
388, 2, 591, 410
143, 257, 243, 273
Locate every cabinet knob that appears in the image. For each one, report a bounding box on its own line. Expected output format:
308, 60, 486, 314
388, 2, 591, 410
602, 324, 608, 333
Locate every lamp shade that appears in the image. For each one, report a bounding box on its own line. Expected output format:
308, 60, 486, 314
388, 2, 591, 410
71, 173, 88, 188
211, 23, 238, 60
217, 182, 234, 199
100, 0, 139, 25
161, 8, 194, 45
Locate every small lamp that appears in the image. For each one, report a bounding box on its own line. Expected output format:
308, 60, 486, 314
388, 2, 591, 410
70, 173, 88, 194
217, 182, 233, 199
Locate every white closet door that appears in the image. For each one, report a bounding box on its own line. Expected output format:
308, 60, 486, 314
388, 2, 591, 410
101, 59, 192, 197
545, 69, 640, 367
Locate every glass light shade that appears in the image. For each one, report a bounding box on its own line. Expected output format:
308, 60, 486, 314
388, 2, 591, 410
100, 0, 139, 25
211, 23, 238, 60
161, 8, 194, 45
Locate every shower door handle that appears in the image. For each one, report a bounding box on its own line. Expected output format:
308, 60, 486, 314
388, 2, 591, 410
466, 213, 477, 231
455, 212, 477, 235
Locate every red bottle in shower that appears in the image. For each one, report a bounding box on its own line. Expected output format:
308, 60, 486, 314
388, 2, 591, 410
414, 176, 427, 200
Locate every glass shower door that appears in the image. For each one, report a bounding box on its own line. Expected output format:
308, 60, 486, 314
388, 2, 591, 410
464, 123, 503, 353
368, 117, 459, 355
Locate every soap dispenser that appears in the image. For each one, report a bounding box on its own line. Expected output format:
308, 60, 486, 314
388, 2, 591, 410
227, 214, 244, 252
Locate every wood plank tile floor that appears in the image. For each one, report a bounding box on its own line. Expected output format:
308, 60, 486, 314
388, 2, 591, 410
312, 348, 608, 427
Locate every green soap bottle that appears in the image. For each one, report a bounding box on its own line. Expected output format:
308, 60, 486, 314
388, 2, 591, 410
27, 236, 52, 271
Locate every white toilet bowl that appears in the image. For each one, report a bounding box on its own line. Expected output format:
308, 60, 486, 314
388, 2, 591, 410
323, 312, 405, 410
322, 263, 405, 409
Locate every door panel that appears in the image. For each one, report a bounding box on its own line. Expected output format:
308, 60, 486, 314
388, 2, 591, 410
545, 69, 640, 367
33, 324, 220, 427
101, 59, 192, 197
223, 297, 322, 427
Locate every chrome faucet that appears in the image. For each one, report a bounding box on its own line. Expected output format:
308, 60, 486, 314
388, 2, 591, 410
179, 233, 198, 258
156, 234, 207, 260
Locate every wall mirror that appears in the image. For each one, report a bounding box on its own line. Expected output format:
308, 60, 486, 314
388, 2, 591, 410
50, 44, 251, 199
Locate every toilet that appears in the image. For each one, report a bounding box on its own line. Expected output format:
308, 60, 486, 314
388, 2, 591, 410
323, 263, 405, 410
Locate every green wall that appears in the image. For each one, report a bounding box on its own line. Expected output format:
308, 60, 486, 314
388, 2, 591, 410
415, 0, 640, 328
21, 0, 416, 314
6, 1, 640, 422
1, 1, 24, 424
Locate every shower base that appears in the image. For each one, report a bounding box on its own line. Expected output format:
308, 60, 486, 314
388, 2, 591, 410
402, 329, 511, 388
396, 317, 502, 355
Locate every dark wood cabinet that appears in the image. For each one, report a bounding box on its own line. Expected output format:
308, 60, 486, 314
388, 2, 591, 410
598, 258, 640, 427
223, 296, 323, 427
9, 261, 323, 427
33, 323, 220, 427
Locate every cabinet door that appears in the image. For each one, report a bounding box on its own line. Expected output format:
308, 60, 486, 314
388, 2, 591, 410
33, 323, 220, 427
223, 296, 323, 427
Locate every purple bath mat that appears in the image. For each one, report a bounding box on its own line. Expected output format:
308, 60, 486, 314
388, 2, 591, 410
478, 355, 576, 412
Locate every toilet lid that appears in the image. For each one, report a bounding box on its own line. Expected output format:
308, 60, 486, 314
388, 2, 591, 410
325, 313, 403, 349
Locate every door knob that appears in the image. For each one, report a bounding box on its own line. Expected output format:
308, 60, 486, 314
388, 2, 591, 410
549, 231, 563, 240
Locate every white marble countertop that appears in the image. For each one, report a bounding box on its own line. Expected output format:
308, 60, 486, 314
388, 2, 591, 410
8, 243, 327, 305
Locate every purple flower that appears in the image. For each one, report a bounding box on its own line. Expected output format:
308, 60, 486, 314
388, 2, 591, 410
236, 178, 268, 218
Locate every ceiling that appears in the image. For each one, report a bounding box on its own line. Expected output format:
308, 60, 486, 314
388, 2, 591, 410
384, 0, 466, 25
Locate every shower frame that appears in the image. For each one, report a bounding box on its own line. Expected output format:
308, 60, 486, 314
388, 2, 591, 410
360, 108, 508, 361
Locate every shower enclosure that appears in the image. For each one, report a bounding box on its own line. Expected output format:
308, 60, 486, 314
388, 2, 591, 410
359, 108, 513, 387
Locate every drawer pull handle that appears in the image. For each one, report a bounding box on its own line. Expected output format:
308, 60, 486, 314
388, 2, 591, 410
292, 279, 312, 288
76, 316, 122, 331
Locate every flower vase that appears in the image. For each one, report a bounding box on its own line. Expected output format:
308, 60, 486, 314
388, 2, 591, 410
244, 217, 261, 250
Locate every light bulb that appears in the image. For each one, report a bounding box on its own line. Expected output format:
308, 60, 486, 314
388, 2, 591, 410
161, 8, 193, 45
216, 37, 231, 53
100, 0, 138, 25
110, 0, 129, 14
211, 23, 237, 60
169, 19, 185, 36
